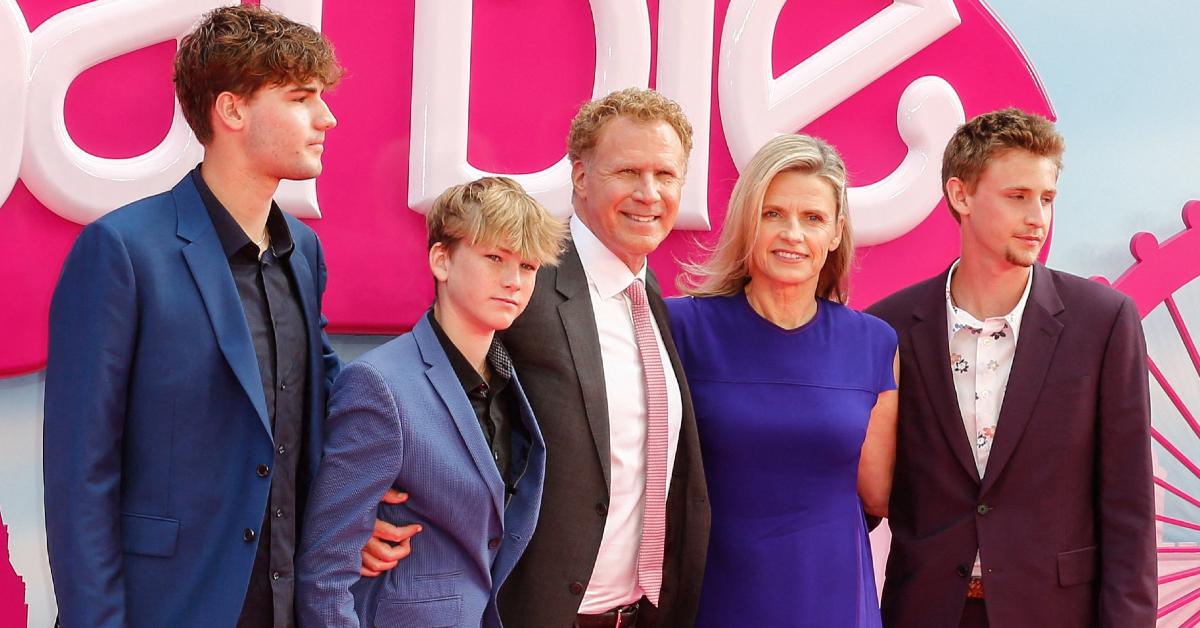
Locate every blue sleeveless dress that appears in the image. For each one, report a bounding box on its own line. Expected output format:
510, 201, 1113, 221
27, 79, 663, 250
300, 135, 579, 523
668, 293, 897, 627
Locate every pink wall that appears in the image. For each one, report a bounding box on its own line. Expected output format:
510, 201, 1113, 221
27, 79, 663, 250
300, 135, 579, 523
0, 0, 1052, 377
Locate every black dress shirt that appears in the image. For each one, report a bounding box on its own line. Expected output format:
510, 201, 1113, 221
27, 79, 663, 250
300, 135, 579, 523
193, 166, 309, 628
427, 310, 526, 500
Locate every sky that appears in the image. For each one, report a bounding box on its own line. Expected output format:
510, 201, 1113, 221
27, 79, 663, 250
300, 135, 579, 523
987, 0, 1200, 281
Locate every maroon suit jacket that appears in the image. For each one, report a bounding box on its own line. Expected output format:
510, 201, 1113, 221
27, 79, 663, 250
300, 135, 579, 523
867, 264, 1156, 627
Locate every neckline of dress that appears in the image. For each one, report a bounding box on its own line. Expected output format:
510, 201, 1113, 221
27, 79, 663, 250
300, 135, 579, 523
738, 290, 824, 335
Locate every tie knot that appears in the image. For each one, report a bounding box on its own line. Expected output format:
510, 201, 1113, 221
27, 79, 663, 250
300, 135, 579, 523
624, 278, 647, 305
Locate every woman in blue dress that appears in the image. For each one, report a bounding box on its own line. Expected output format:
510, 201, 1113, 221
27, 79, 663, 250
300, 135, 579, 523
668, 134, 899, 627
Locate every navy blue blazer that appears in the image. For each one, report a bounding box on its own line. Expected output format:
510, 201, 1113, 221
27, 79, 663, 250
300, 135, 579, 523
43, 174, 340, 627
296, 315, 546, 628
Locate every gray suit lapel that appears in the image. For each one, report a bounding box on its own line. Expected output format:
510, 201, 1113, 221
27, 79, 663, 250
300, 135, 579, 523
554, 246, 613, 489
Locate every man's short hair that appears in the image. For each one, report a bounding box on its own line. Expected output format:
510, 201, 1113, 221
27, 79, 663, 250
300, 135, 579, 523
567, 87, 694, 164
174, 5, 344, 144
942, 108, 1065, 221
427, 177, 567, 267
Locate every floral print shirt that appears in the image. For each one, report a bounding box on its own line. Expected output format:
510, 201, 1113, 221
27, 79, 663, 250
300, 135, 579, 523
945, 261, 1034, 577
945, 260, 1033, 478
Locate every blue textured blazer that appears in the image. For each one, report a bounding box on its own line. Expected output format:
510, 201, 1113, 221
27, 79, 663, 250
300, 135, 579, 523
296, 315, 546, 628
43, 173, 340, 627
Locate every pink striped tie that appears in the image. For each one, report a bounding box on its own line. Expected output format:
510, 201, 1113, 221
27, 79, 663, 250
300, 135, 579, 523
624, 278, 668, 606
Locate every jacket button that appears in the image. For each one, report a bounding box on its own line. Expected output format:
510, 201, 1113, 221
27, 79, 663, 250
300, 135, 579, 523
596, 502, 608, 516
488, 538, 500, 550
976, 503, 991, 515
257, 464, 271, 477
243, 528, 256, 542
956, 564, 969, 577
569, 581, 584, 595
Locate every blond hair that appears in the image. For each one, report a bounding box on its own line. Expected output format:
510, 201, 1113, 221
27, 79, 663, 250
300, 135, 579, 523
942, 108, 1065, 222
427, 177, 566, 265
678, 134, 854, 303
567, 87, 693, 163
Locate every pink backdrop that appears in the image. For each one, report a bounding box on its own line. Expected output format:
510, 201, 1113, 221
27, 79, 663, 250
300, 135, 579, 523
0, 0, 1052, 377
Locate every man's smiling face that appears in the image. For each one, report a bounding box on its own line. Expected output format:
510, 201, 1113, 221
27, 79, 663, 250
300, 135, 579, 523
571, 115, 686, 273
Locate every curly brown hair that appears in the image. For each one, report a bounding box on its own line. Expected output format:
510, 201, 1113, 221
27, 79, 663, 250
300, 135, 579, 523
173, 5, 344, 144
942, 108, 1064, 222
567, 87, 694, 164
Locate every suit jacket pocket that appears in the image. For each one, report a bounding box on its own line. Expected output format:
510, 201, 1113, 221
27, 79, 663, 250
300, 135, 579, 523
1035, 376, 1093, 408
120, 512, 179, 557
374, 595, 463, 628
1057, 545, 1098, 587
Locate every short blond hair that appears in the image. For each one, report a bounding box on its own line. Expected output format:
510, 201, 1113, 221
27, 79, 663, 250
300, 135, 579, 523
426, 177, 566, 266
942, 108, 1065, 222
567, 87, 693, 163
678, 134, 854, 303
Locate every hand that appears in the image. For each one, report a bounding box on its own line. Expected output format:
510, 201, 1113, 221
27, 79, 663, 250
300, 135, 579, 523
360, 489, 421, 577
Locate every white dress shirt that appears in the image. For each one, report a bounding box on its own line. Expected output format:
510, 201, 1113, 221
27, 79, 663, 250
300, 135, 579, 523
570, 216, 683, 612
945, 259, 1033, 576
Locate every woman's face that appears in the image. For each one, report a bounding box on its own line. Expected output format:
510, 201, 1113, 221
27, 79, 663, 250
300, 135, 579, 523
747, 170, 844, 294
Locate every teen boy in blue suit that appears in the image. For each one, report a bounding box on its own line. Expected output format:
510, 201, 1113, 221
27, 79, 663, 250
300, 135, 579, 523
296, 177, 566, 627
43, 7, 343, 627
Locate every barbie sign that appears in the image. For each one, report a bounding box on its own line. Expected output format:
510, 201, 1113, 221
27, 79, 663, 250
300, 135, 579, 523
0, 0, 1052, 377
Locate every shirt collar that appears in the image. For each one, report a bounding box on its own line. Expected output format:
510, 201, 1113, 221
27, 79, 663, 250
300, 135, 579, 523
193, 164, 296, 261
945, 259, 1034, 342
426, 310, 513, 391
570, 214, 648, 300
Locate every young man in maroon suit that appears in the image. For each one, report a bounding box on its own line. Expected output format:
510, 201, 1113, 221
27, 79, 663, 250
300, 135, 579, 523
868, 108, 1156, 627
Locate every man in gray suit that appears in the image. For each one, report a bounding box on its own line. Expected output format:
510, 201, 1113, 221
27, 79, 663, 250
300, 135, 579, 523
496, 88, 711, 628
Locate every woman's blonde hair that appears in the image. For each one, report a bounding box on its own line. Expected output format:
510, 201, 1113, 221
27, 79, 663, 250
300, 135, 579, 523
678, 134, 854, 303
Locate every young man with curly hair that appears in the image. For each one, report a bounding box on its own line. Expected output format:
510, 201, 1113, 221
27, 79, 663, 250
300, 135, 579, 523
44, 6, 343, 627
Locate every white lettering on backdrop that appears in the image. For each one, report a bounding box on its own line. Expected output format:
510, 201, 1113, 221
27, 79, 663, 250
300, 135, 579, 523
4, 0, 964, 241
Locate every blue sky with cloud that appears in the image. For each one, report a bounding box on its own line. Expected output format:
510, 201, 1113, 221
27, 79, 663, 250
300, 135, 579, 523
989, 0, 1200, 281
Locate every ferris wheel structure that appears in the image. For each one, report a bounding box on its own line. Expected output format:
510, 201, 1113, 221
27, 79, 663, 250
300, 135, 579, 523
1096, 201, 1200, 626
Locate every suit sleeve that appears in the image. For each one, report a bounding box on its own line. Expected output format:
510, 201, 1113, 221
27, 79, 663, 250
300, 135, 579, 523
43, 222, 136, 628
296, 361, 405, 628
1096, 296, 1157, 626
315, 234, 341, 390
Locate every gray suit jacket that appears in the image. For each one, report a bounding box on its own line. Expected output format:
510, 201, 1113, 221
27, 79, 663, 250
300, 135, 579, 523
497, 243, 711, 627
296, 315, 546, 628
